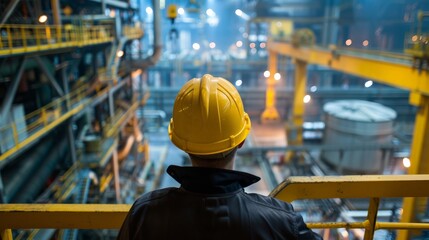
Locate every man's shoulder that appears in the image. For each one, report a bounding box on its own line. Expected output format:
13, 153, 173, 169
133, 187, 178, 206
244, 192, 295, 212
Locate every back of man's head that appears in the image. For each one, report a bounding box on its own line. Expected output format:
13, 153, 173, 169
168, 74, 251, 167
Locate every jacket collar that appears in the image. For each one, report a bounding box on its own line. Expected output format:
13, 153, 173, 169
167, 165, 260, 194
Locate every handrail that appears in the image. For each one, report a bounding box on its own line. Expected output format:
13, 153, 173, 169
0, 24, 114, 56
0, 83, 90, 162
0, 175, 428, 240
0, 24, 143, 57
123, 25, 144, 39
270, 174, 429, 240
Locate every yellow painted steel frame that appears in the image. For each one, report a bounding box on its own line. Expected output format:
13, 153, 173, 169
270, 175, 429, 240
267, 40, 429, 239
0, 204, 130, 229
261, 50, 280, 122
289, 60, 307, 145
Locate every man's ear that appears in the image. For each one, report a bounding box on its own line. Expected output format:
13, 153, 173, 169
238, 140, 245, 149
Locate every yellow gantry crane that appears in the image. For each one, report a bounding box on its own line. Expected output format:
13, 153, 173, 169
265, 40, 429, 240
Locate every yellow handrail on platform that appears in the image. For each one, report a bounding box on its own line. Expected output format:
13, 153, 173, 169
0, 83, 90, 162
1, 175, 429, 239
0, 24, 114, 56
270, 174, 429, 240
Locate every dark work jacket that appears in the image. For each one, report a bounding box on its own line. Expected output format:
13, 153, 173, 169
117, 165, 322, 240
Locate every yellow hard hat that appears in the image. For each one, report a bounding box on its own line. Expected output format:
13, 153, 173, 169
168, 74, 251, 155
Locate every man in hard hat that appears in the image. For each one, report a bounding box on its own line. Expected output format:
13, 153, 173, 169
117, 74, 321, 239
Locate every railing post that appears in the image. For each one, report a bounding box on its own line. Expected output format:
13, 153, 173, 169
35, 27, 41, 48
7, 26, 12, 49
1, 229, 13, 240
41, 109, 48, 125
21, 26, 26, 49
11, 122, 19, 145
364, 197, 380, 240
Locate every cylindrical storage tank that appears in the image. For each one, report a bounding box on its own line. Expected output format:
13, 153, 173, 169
322, 100, 397, 174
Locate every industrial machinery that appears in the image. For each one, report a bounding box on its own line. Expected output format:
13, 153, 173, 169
322, 100, 397, 174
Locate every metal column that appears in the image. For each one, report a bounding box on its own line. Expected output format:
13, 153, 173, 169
0, 58, 26, 122
261, 50, 280, 122
34, 57, 64, 96
50, 0, 61, 25
0, 0, 21, 25
398, 94, 429, 240
0, 172, 6, 203
288, 60, 307, 145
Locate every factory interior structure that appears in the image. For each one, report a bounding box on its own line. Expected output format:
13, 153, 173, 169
1, 0, 429, 239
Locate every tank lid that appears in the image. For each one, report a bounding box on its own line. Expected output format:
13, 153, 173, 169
323, 100, 397, 122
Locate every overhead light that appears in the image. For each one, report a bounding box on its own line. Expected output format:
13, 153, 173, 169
260, 42, 266, 48
303, 95, 311, 103
403, 157, 411, 168
192, 43, 200, 50
117, 50, 124, 57
249, 43, 256, 49
38, 15, 48, 23
235, 80, 242, 87
236, 40, 243, 47
235, 9, 243, 17
209, 42, 216, 49
206, 8, 216, 17
146, 7, 153, 14
178, 7, 185, 15
274, 73, 281, 81
109, 10, 115, 18
310, 86, 317, 92
263, 70, 270, 78
345, 39, 352, 46
235, 9, 249, 20
364, 80, 373, 88
362, 40, 369, 47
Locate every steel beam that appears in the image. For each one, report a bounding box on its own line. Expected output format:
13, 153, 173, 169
34, 57, 64, 96
398, 95, 429, 240
261, 51, 280, 122
0, 57, 26, 122
289, 60, 307, 145
267, 41, 429, 96
0, 0, 21, 25
270, 174, 429, 202
0, 204, 130, 229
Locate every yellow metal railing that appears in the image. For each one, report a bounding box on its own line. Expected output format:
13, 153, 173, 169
123, 25, 144, 39
0, 84, 90, 162
270, 174, 429, 240
1, 175, 429, 239
0, 24, 114, 56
